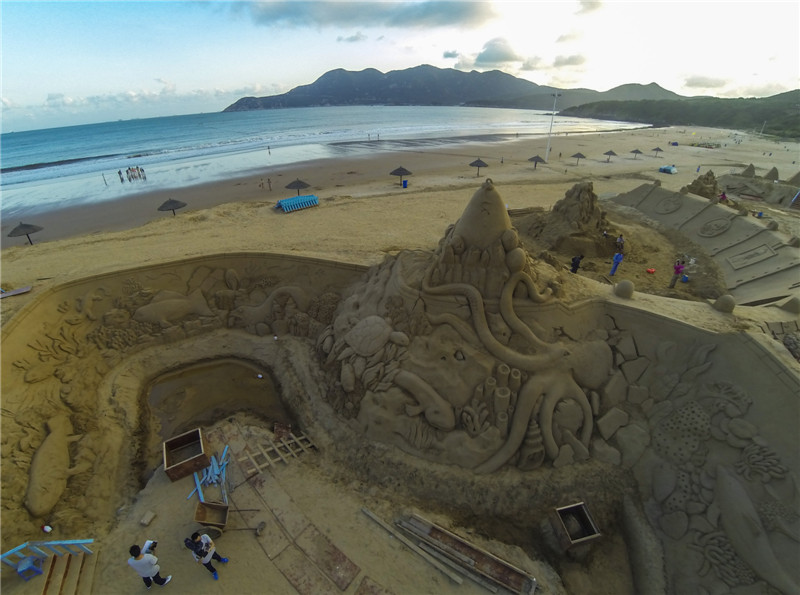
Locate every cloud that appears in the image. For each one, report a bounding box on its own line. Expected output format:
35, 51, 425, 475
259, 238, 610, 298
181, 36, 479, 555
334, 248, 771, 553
726, 82, 790, 98
556, 32, 580, 43
244, 1, 495, 29
576, 1, 602, 14
684, 75, 727, 89
553, 54, 586, 67
443, 50, 459, 59
474, 38, 520, 66
520, 56, 545, 71
337, 32, 367, 42
155, 78, 177, 94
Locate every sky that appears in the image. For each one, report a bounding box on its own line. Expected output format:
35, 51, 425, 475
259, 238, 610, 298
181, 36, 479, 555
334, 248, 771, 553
1, 0, 798, 132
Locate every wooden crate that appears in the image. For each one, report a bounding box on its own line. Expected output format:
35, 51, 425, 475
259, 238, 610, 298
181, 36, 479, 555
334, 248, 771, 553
194, 501, 229, 529
163, 428, 210, 481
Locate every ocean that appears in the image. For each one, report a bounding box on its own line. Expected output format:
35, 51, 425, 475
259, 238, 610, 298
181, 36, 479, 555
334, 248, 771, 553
0, 106, 642, 219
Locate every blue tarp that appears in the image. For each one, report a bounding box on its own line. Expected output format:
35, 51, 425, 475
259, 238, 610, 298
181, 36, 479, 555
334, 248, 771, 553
275, 194, 319, 213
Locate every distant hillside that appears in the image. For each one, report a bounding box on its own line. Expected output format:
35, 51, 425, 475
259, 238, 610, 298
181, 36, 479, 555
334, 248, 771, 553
560, 91, 800, 138
223, 65, 683, 112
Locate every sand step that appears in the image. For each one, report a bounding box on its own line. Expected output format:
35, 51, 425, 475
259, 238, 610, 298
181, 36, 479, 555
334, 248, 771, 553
39, 552, 98, 595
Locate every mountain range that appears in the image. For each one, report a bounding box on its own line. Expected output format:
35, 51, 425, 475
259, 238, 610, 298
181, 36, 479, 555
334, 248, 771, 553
222, 64, 684, 112
223, 65, 799, 138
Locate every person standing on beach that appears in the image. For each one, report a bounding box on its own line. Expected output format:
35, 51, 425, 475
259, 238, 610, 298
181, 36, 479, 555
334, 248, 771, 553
267, 178, 272, 191
669, 260, 686, 288
185, 532, 228, 581
570, 255, 584, 274
128, 544, 172, 589
610, 252, 624, 276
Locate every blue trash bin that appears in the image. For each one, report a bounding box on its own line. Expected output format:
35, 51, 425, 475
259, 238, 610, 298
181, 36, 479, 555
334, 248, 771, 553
402, 180, 408, 188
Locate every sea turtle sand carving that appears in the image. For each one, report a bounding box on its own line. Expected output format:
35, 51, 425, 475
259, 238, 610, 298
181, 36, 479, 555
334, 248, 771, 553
24, 414, 90, 517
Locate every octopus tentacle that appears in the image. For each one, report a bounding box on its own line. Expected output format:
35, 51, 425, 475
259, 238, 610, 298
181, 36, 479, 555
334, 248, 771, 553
500, 271, 554, 351
422, 266, 563, 373
473, 374, 551, 473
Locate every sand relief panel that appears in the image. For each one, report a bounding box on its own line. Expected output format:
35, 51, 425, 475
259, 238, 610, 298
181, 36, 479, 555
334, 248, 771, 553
313, 180, 799, 594
1, 255, 356, 547
2, 181, 798, 593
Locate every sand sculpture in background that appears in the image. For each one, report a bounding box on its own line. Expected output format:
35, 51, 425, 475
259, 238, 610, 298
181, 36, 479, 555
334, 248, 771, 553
2, 180, 798, 594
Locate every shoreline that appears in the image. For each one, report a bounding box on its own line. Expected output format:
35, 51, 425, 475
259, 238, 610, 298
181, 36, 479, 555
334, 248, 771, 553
1, 126, 796, 252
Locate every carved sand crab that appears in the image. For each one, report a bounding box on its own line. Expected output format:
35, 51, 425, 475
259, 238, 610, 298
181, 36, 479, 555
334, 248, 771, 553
320, 315, 409, 392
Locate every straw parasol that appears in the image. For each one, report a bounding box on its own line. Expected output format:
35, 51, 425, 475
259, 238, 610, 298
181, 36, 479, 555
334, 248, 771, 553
652, 147, 664, 157
469, 158, 488, 177
8, 222, 43, 245
528, 155, 545, 169
630, 149, 643, 159
158, 199, 186, 216
571, 153, 586, 165
390, 166, 412, 184
285, 178, 311, 196
603, 150, 617, 163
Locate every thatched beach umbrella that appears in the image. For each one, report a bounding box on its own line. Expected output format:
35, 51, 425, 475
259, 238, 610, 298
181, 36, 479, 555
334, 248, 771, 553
158, 198, 186, 216
285, 178, 311, 196
630, 149, 643, 159
652, 147, 664, 157
390, 166, 412, 184
8, 222, 43, 245
571, 152, 587, 165
528, 155, 546, 169
603, 150, 617, 163
469, 158, 488, 177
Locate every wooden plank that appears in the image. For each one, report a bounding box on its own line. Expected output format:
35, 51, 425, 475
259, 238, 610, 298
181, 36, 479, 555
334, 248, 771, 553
361, 508, 462, 585
247, 474, 310, 539
295, 525, 360, 591
354, 576, 394, 595
272, 545, 339, 595
59, 554, 82, 595
41, 554, 68, 595
75, 552, 98, 595
417, 543, 499, 593
410, 513, 536, 594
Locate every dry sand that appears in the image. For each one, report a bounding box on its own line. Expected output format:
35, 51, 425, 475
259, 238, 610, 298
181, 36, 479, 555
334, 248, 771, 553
1, 125, 798, 595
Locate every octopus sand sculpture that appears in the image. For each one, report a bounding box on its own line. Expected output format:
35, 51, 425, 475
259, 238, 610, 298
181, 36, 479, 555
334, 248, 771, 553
319, 179, 608, 473
2, 180, 798, 594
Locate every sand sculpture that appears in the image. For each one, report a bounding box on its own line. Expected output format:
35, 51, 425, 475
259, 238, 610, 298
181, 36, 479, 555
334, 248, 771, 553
2, 181, 798, 594
684, 170, 721, 199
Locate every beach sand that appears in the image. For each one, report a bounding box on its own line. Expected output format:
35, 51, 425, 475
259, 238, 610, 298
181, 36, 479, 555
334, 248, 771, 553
1, 126, 798, 595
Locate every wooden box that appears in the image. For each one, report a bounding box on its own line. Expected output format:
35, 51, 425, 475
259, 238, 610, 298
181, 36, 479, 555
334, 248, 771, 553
163, 428, 210, 481
194, 501, 229, 529
554, 501, 601, 550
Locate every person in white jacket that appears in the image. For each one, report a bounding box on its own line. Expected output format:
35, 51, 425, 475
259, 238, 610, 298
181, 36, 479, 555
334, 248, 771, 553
184, 532, 229, 581
128, 544, 172, 589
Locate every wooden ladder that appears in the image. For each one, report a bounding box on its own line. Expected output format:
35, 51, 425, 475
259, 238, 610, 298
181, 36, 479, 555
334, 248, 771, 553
237, 431, 317, 476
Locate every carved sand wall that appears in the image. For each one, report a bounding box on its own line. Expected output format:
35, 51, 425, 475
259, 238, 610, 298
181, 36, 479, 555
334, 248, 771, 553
2, 183, 798, 594
612, 183, 800, 305
1, 253, 364, 548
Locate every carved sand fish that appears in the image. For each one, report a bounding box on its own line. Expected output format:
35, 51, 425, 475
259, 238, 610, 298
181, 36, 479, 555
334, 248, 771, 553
715, 465, 800, 595
132, 289, 213, 327
24, 415, 88, 517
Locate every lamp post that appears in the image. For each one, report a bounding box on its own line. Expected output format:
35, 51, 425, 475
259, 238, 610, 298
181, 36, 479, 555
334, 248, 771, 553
544, 92, 561, 163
